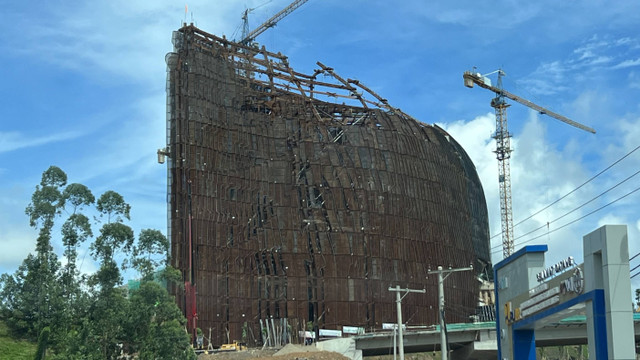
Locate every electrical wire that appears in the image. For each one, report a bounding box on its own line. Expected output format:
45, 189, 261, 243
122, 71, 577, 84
515, 146, 640, 228
510, 169, 639, 248
490, 168, 640, 251
630, 251, 640, 263
492, 184, 640, 254
489, 144, 640, 241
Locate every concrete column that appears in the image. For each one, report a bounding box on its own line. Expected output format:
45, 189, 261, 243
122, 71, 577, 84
437, 269, 447, 360
583, 225, 634, 359
395, 286, 405, 360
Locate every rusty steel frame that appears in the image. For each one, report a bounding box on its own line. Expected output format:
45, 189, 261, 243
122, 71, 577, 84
165, 24, 491, 346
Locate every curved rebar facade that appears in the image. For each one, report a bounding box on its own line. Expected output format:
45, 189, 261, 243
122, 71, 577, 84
166, 25, 490, 346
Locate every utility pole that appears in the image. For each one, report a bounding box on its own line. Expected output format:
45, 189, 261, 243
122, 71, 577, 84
428, 265, 473, 360
388, 286, 426, 360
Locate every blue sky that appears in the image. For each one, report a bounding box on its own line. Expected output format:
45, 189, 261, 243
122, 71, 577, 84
2, 1, 640, 290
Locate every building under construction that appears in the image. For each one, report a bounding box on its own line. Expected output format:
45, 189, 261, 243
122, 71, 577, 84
164, 24, 491, 346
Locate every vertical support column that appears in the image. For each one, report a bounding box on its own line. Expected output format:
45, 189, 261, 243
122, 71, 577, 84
428, 265, 473, 360
583, 225, 634, 359
437, 270, 447, 360
590, 290, 609, 360
394, 287, 404, 360
512, 329, 535, 359
493, 246, 547, 360
388, 286, 426, 360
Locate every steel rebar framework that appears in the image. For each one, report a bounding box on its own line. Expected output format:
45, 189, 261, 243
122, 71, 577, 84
165, 24, 491, 346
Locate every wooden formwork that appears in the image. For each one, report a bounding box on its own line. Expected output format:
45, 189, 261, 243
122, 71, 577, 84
166, 25, 490, 346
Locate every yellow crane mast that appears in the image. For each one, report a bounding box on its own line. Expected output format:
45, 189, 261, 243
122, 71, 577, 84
463, 69, 595, 258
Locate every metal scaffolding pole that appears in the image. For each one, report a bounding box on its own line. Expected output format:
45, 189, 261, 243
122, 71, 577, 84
428, 265, 473, 360
388, 286, 426, 360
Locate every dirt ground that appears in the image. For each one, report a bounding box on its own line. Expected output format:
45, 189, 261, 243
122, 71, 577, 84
196, 343, 443, 360
197, 344, 350, 360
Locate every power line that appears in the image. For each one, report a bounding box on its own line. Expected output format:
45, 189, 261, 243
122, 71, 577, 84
514, 145, 640, 228
489, 144, 640, 241
630, 251, 640, 263
490, 168, 640, 251
492, 184, 640, 254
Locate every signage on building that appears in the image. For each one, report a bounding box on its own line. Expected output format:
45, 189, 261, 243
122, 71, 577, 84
319, 329, 342, 337
536, 256, 575, 282
342, 326, 365, 335
515, 264, 585, 321
382, 323, 406, 330
560, 267, 584, 295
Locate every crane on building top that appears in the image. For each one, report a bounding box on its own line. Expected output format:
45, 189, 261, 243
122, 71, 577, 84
240, 0, 309, 45
240, 1, 271, 43
463, 69, 595, 259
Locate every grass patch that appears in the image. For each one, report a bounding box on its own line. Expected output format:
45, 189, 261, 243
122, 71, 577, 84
0, 320, 36, 360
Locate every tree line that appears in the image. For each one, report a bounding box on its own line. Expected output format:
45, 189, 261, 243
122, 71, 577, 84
0, 166, 195, 359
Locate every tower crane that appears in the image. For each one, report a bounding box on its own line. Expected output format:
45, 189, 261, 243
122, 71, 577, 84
240, 1, 272, 43
240, 0, 309, 45
463, 69, 595, 258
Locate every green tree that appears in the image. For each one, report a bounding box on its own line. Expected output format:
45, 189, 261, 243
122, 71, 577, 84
85, 191, 135, 358
1, 166, 193, 359
127, 282, 196, 360
60, 183, 95, 281
57, 183, 95, 344
1, 167, 67, 340
87, 288, 129, 359
90, 191, 134, 289
0, 254, 53, 338
96, 190, 130, 223
127, 230, 194, 359
25, 166, 67, 255
132, 229, 170, 281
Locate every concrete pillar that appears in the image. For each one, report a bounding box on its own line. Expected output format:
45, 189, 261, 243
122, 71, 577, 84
583, 225, 634, 359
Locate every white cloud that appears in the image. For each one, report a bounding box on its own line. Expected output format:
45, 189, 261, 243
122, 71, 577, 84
441, 111, 610, 266
568, 90, 607, 123
613, 58, 640, 69
520, 34, 640, 96
437, 113, 496, 198
0, 226, 36, 274
0, 131, 83, 154
573, 35, 609, 60
519, 61, 571, 96
597, 214, 625, 227
0, 184, 37, 274
616, 37, 633, 46
6, 1, 246, 86
629, 72, 640, 89
586, 56, 613, 66
415, 2, 541, 29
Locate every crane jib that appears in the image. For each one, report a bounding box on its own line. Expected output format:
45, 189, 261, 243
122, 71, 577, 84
463, 72, 596, 134
242, 0, 310, 44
